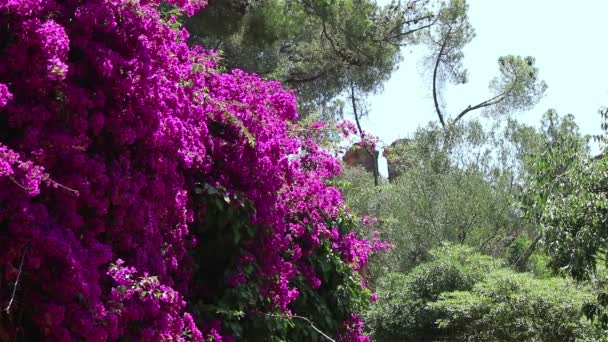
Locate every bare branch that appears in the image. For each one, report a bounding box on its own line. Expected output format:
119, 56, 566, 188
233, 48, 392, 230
7, 175, 32, 193
401, 13, 435, 25
284, 68, 332, 85
453, 92, 507, 123
349, 84, 365, 137
5, 245, 27, 315
388, 21, 435, 43
264, 313, 336, 342
432, 30, 451, 130
8, 174, 79, 196
452, 75, 520, 124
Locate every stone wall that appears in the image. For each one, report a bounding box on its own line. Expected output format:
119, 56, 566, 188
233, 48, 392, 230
342, 144, 378, 174
383, 138, 413, 183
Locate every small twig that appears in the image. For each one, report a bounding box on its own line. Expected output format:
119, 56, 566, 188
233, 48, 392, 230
7, 174, 79, 196
7, 175, 32, 193
5, 246, 27, 315
44, 177, 79, 196
288, 127, 334, 133
264, 313, 336, 342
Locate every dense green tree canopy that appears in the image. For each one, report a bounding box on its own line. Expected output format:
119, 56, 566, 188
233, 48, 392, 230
518, 110, 608, 280
186, 0, 435, 117
365, 245, 598, 341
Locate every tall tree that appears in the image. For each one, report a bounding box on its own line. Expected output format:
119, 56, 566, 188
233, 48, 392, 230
517, 110, 608, 280
186, 0, 436, 118
425, 0, 547, 130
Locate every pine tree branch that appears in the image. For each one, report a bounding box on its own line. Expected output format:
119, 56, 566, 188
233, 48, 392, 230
432, 30, 451, 130
453, 92, 507, 124
453, 75, 520, 124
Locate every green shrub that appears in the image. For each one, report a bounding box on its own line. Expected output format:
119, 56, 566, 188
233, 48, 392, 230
506, 236, 552, 277
364, 245, 501, 341
366, 244, 599, 341
506, 236, 531, 266
430, 270, 598, 341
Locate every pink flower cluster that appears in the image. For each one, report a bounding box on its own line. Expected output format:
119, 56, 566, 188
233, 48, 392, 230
0, 0, 378, 340
0, 143, 46, 195
337, 314, 371, 342
337, 120, 358, 138
0, 83, 12, 107
332, 231, 391, 272
106, 260, 203, 341
358, 133, 379, 151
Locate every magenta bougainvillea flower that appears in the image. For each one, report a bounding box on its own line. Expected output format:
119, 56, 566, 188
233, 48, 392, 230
0, 0, 384, 340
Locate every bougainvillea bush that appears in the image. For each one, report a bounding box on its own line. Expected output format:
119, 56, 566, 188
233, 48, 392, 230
0, 0, 386, 340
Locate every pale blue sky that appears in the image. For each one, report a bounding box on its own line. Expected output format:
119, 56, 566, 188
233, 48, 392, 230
366, 0, 608, 175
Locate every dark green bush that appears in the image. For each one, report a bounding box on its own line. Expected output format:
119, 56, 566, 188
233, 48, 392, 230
364, 245, 500, 341
366, 244, 599, 341
429, 270, 597, 341
506, 236, 552, 277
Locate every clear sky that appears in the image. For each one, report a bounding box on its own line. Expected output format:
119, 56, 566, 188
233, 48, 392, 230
366, 0, 608, 175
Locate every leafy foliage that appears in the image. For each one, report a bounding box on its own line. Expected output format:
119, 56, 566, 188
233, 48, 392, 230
425, 0, 474, 87
505, 236, 551, 276
340, 121, 527, 273
513, 109, 608, 337
429, 270, 597, 341
186, 0, 435, 117
518, 110, 602, 280
488, 56, 547, 117
365, 245, 598, 341
364, 245, 502, 341
190, 190, 375, 341
0, 0, 383, 340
